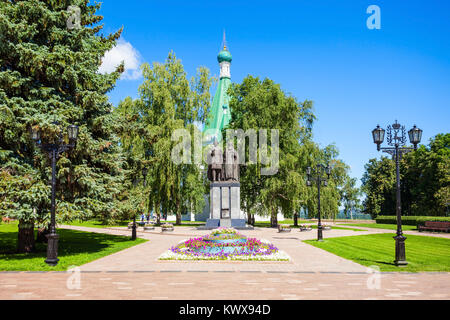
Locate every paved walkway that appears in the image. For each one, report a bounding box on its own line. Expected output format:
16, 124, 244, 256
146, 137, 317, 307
66, 225, 371, 273
0, 224, 449, 300
1, 271, 448, 300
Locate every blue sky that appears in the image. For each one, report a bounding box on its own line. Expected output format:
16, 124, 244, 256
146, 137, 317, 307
97, 0, 450, 185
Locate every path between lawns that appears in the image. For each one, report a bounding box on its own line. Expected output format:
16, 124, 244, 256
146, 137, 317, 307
335, 224, 450, 239
59, 225, 375, 273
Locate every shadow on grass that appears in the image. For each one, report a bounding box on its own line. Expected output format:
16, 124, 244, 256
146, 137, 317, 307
0, 228, 133, 259
357, 258, 397, 267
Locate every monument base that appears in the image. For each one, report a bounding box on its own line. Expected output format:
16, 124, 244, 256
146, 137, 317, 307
198, 218, 254, 230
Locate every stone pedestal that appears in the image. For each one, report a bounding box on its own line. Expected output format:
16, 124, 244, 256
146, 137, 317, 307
210, 182, 241, 220
202, 182, 250, 229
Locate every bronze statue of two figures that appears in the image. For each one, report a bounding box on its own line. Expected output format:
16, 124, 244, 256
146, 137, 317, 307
202, 141, 251, 230
207, 141, 239, 183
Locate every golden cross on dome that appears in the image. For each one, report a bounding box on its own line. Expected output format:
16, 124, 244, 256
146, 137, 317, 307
223, 30, 227, 50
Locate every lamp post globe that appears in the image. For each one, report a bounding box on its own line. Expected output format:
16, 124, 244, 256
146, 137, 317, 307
372, 125, 385, 151
31, 127, 41, 142
408, 125, 423, 150
68, 125, 79, 142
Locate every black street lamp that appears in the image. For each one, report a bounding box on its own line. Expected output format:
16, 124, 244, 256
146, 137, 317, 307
306, 164, 331, 241
31, 122, 78, 266
372, 120, 422, 266
131, 166, 148, 240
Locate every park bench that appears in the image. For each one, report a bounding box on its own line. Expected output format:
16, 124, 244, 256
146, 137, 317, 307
278, 224, 291, 233
2, 217, 14, 224
419, 221, 450, 233
299, 225, 312, 232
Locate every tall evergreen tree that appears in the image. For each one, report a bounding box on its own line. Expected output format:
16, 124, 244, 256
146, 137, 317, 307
0, 0, 126, 252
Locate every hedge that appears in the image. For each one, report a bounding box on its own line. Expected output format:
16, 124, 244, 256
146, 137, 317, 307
376, 216, 450, 227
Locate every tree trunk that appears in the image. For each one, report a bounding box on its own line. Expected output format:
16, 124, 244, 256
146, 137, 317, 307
17, 221, 35, 253
251, 214, 255, 226
176, 206, 181, 225
36, 226, 49, 243
156, 203, 161, 225
270, 207, 278, 228
247, 211, 252, 225
294, 213, 298, 227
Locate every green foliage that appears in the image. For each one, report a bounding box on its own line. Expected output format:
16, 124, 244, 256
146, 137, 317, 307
227, 76, 355, 225
0, 222, 147, 271
362, 134, 450, 218
0, 1, 127, 228
340, 177, 362, 219
115, 52, 213, 224
375, 216, 450, 227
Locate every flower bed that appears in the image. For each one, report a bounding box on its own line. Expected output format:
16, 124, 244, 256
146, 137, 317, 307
299, 225, 312, 232
159, 228, 290, 261
161, 223, 174, 232
144, 224, 155, 231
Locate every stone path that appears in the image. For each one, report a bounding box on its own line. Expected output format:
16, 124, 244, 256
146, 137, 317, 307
0, 224, 449, 300
66, 225, 370, 273
1, 270, 449, 300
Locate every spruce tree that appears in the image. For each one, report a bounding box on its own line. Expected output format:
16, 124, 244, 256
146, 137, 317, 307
0, 0, 126, 252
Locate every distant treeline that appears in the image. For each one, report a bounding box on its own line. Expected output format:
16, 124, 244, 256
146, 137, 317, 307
361, 133, 449, 218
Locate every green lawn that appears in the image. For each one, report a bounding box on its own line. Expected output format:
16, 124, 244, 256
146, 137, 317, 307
308, 225, 366, 232
66, 219, 207, 228
304, 233, 450, 272
164, 221, 207, 227
65, 220, 130, 228
338, 223, 418, 231
254, 220, 309, 228
0, 222, 147, 271
253, 220, 365, 231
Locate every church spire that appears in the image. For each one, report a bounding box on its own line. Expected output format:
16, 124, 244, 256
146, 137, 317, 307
203, 34, 233, 143
223, 29, 227, 50
218, 32, 232, 79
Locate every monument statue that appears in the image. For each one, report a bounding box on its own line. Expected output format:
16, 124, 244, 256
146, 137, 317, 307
223, 141, 239, 182
207, 140, 223, 182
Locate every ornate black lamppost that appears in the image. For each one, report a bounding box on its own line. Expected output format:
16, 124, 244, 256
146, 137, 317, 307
372, 120, 422, 266
306, 164, 331, 241
31, 122, 78, 266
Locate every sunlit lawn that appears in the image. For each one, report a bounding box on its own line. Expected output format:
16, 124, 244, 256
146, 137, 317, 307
255, 220, 365, 231
0, 222, 147, 271
304, 233, 450, 272
254, 220, 309, 228
65, 220, 130, 228
338, 223, 418, 231
66, 219, 206, 228
308, 225, 366, 231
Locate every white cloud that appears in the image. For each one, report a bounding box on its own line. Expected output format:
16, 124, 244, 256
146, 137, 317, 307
99, 39, 142, 80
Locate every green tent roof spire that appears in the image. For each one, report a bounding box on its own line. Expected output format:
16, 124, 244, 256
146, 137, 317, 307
204, 35, 233, 143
